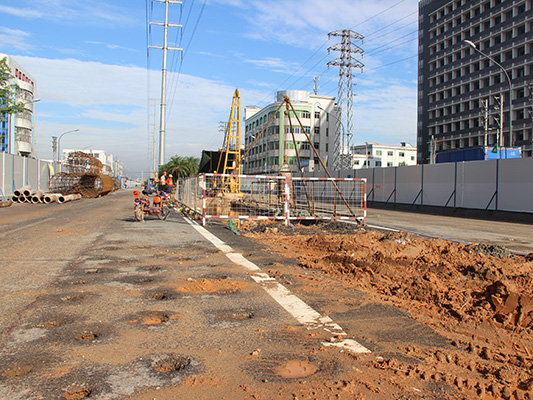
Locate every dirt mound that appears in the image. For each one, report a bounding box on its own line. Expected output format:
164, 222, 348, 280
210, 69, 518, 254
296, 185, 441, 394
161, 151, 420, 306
245, 222, 533, 398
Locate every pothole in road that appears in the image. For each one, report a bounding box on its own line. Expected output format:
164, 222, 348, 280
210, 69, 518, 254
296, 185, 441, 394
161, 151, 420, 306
41, 323, 115, 346
118, 275, 157, 285
207, 308, 255, 328
126, 311, 182, 326
146, 289, 177, 301
61, 386, 92, 400
153, 354, 191, 373
244, 355, 340, 382
35, 314, 76, 329
273, 360, 319, 378
75, 330, 99, 342
137, 265, 164, 272
197, 273, 229, 280
1, 363, 33, 378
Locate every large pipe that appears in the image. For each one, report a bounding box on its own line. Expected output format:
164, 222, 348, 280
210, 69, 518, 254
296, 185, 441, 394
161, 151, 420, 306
43, 193, 62, 204
57, 194, 82, 203
31, 190, 45, 204
23, 188, 35, 197
13, 185, 31, 197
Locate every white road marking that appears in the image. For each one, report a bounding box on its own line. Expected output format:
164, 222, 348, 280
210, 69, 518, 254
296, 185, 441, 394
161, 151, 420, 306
185, 218, 371, 354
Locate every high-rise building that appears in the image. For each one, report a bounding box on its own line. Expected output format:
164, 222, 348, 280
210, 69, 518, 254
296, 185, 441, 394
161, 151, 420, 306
0, 54, 37, 156
417, 0, 532, 163
243, 90, 337, 174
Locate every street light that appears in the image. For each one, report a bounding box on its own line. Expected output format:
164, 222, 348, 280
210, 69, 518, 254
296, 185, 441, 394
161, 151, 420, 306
57, 129, 80, 162
464, 40, 513, 148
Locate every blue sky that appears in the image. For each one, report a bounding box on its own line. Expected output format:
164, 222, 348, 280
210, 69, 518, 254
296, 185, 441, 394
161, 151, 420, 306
0, 0, 419, 177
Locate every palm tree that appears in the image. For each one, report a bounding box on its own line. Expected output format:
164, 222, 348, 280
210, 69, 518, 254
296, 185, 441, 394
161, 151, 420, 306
160, 156, 199, 180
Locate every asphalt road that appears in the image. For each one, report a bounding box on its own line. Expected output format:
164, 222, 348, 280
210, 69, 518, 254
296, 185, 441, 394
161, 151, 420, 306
1, 190, 526, 399
366, 207, 533, 254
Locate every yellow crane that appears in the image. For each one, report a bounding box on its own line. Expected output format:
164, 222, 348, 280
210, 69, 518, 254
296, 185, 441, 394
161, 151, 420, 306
216, 88, 241, 193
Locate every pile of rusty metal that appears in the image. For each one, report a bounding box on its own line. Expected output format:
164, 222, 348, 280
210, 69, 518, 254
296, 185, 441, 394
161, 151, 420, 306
49, 152, 119, 198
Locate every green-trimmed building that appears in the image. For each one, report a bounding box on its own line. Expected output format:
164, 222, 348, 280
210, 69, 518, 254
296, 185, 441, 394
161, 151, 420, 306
243, 90, 338, 174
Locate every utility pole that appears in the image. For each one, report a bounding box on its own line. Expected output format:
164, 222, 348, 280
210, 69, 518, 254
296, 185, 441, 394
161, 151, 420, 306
327, 29, 364, 170
480, 98, 489, 147
493, 94, 504, 151
148, 99, 159, 174
149, 0, 183, 169
52, 136, 57, 162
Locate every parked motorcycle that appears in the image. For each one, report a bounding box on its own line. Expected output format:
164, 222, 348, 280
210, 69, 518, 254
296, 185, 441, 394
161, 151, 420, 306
133, 190, 171, 221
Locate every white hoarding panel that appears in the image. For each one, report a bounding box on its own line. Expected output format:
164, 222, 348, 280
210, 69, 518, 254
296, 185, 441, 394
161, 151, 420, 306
498, 158, 533, 212
423, 163, 456, 207
396, 165, 421, 204
458, 160, 497, 210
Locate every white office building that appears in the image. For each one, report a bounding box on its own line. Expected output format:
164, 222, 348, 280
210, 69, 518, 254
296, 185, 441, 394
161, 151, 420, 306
0, 54, 37, 156
244, 90, 339, 174
350, 142, 417, 168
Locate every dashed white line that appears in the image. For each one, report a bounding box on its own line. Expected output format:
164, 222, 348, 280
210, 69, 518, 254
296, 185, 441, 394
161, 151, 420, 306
185, 218, 371, 354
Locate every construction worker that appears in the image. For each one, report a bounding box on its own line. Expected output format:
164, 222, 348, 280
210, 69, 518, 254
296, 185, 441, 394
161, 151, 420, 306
159, 171, 168, 194
167, 174, 174, 194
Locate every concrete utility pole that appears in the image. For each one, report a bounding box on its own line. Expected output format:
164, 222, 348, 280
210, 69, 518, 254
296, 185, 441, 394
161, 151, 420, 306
149, 0, 183, 169
480, 98, 489, 147
148, 98, 159, 174
465, 40, 513, 147
327, 29, 364, 171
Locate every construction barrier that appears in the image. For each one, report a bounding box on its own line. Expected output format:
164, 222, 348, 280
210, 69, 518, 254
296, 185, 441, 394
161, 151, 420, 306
177, 173, 366, 226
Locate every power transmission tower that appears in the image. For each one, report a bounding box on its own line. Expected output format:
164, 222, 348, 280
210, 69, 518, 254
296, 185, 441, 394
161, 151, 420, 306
313, 76, 320, 95
327, 29, 364, 170
149, 0, 183, 168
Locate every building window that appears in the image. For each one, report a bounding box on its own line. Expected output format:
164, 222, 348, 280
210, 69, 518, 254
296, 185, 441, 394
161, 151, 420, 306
314, 126, 320, 134
325, 143, 328, 151
314, 112, 320, 119
387, 162, 393, 167
375, 161, 382, 167
301, 111, 310, 119
387, 151, 393, 156
376, 150, 382, 156
399, 152, 405, 157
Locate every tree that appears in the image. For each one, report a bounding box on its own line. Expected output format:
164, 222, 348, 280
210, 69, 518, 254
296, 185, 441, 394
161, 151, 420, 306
0, 57, 24, 121
159, 156, 199, 179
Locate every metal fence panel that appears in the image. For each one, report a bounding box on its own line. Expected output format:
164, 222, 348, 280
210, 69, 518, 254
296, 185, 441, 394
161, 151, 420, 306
423, 163, 457, 207
290, 177, 366, 221
458, 160, 497, 210
178, 173, 366, 225
498, 157, 533, 212
395, 165, 421, 205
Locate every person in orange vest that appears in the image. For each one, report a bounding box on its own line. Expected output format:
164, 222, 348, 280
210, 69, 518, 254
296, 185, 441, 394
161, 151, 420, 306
167, 174, 174, 194
159, 171, 168, 194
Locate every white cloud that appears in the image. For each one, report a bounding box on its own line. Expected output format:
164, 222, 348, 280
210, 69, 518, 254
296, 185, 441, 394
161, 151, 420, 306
0, 5, 42, 18
243, 57, 303, 74
0, 1, 138, 26
14, 55, 268, 174
0, 27, 33, 51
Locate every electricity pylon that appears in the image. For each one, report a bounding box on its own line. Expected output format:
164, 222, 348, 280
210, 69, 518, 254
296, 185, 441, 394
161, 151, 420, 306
328, 29, 364, 170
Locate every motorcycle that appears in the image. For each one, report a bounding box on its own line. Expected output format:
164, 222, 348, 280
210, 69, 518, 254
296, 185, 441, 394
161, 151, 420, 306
133, 190, 171, 221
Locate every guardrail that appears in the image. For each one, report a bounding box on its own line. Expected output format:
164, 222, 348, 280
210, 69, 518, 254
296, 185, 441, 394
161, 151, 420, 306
177, 173, 366, 226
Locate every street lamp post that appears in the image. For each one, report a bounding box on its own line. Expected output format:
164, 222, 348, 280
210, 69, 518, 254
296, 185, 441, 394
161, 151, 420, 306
57, 129, 80, 163
464, 40, 513, 148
